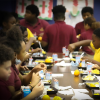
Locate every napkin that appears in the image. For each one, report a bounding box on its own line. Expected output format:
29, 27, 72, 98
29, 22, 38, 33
58, 86, 72, 90
52, 74, 64, 77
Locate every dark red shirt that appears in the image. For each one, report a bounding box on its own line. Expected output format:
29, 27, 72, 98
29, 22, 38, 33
42, 21, 77, 53
5, 65, 21, 91
20, 18, 49, 36
79, 29, 94, 55
75, 21, 86, 35
0, 78, 12, 100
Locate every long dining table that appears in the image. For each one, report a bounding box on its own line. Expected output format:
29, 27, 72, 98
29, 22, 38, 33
45, 53, 100, 100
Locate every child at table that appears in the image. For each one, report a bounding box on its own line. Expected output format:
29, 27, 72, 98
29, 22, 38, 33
0, 26, 46, 99
68, 28, 100, 66
75, 7, 93, 35
79, 17, 100, 56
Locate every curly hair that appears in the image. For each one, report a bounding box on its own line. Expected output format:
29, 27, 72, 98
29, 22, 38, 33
0, 44, 14, 65
81, 7, 93, 15
93, 28, 100, 39
0, 26, 23, 54
26, 4, 39, 16
52, 5, 66, 20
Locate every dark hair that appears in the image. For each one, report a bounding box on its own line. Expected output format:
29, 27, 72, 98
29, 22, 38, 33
93, 28, 100, 39
84, 17, 100, 30
0, 11, 13, 27
11, 12, 19, 22
81, 7, 93, 15
26, 4, 39, 16
0, 44, 14, 65
52, 5, 66, 20
0, 26, 23, 54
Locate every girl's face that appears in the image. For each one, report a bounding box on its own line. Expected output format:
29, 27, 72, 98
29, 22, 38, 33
4, 17, 16, 30
17, 41, 26, 61
23, 31, 28, 43
92, 34, 100, 49
0, 61, 12, 80
84, 23, 90, 30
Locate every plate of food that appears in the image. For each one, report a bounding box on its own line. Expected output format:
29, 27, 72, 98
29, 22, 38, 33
82, 75, 99, 82
44, 85, 58, 94
79, 70, 88, 76
21, 70, 31, 75
91, 89, 100, 98
85, 82, 99, 89
91, 69, 100, 76
32, 52, 46, 59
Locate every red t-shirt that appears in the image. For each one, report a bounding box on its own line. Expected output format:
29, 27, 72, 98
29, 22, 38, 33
75, 21, 86, 35
20, 18, 49, 36
0, 78, 12, 100
5, 65, 21, 91
79, 29, 94, 55
42, 21, 77, 53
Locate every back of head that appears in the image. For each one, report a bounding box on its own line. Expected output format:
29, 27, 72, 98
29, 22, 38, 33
26, 4, 39, 17
84, 17, 96, 28
11, 12, 19, 23
0, 26, 23, 54
52, 5, 66, 20
0, 44, 14, 65
0, 11, 13, 27
93, 28, 100, 39
81, 6, 93, 15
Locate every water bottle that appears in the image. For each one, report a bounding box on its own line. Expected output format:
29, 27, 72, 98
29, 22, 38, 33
65, 49, 69, 57
46, 72, 50, 80
62, 47, 66, 55
23, 86, 31, 97
52, 54, 58, 63
54, 79, 59, 89
76, 55, 81, 64
29, 57, 33, 65
39, 70, 44, 80
82, 60, 85, 67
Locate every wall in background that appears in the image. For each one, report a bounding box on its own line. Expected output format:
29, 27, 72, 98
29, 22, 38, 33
0, 0, 100, 24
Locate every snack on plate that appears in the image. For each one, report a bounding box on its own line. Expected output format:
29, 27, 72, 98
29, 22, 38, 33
35, 60, 45, 63
86, 82, 99, 87
94, 93, 99, 95
45, 57, 53, 63
83, 75, 94, 80
53, 96, 62, 100
92, 69, 100, 74
42, 50, 46, 54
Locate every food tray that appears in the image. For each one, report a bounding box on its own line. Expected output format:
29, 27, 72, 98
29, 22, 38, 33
85, 82, 99, 89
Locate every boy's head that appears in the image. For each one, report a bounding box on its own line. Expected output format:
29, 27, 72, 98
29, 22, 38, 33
52, 5, 66, 21
20, 26, 28, 43
92, 28, 100, 49
25, 4, 39, 22
0, 11, 16, 30
11, 12, 19, 24
0, 44, 14, 80
81, 7, 93, 20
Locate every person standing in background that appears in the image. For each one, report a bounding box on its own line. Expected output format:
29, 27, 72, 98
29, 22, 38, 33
75, 6, 93, 35
20, 4, 50, 37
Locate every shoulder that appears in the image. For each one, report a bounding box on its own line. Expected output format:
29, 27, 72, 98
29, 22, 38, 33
38, 19, 49, 25
75, 21, 84, 27
20, 19, 26, 24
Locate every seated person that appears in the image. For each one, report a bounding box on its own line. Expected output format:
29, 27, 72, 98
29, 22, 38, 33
79, 17, 100, 55
42, 5, 77, 53
20, 4, 49, 37
0, 44, 44, 100
75, 6, 93, 35
68, 28, 100, 66
0, 26, 46, 99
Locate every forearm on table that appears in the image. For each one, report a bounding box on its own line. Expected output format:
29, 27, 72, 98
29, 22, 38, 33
91, 60, 100, 66
21, 91, 36, 100
74, 40, 91, 48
